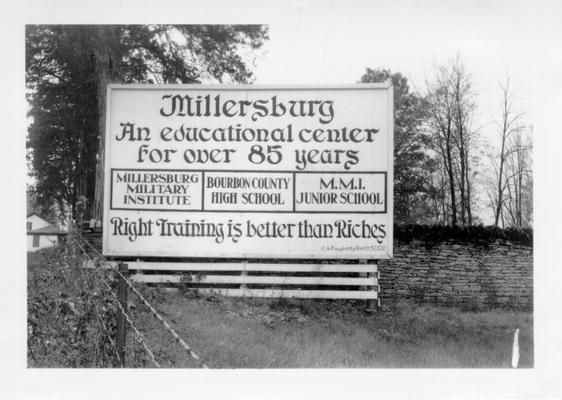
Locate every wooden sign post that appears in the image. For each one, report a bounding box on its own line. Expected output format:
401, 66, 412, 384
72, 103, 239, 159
115, 262, 128, 367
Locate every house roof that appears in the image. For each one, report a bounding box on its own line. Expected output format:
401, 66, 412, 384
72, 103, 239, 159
28, 225, 68, 235
27, 213, 54, 223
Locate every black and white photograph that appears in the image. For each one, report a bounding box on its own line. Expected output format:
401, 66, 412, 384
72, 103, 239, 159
1, 0, 561, 399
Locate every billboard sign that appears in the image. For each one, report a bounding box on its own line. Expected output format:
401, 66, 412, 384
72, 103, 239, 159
102, 84, 393, 259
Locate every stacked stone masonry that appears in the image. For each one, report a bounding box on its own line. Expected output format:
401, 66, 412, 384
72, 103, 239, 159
379, 239, 533, 310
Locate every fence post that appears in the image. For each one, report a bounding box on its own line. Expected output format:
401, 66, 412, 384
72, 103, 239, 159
359, 259, 369, 310
360, 259, 378, 312
70, 220, 81, 260
367, 260, 379, 312
115, 262, 128, 367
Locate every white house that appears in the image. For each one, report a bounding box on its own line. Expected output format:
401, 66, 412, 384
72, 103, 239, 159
27, 213, 67, 252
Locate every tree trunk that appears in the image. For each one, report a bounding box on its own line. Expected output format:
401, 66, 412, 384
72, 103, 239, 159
458, 147, 466, 226
454, 75, 466, 226
445, 138, 457, 226
465, 160, 472, 225
494, 141, 506, 226
92, 29, 112, 223
494, 80, 512, 227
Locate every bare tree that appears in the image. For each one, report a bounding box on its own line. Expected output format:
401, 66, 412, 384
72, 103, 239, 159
503, 125, 533, 227
490, 77, 525, 226
428, 64, 458, 225
450, 60, 478, 225
427, 56, 479, 226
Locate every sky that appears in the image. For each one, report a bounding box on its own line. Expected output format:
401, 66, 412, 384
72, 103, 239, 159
2, 1, 562, 398
251, 0, 560, 131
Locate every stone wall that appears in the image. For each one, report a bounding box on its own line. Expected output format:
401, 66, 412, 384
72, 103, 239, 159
379, 238, 533, 310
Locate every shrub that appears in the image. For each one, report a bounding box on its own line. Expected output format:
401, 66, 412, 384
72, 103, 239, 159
27, 241, 120, 367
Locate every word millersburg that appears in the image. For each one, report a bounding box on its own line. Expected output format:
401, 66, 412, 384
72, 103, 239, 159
159, 94, 335, 124
110, 216, 386, 244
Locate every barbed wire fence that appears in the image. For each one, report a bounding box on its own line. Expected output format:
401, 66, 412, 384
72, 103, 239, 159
71, 235, 163, 367
75, 234, 209, 368
28, 227, 209, 368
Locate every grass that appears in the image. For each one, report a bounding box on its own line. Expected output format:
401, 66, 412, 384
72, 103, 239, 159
129, 288, 533, 368
27, 248, 533, 368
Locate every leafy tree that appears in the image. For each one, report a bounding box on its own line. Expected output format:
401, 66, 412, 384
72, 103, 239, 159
26, 25, 268, 221
359, 68, 435, 223
26, 185, 58, 224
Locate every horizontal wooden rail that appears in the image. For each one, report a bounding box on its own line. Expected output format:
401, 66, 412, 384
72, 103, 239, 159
192, 288, 378, 299
93, 260, 379, 301
124, 261, 378, 273
130, 274, 378, 286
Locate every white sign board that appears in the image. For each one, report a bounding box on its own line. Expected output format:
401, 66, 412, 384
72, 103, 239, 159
102, 84, 393, 259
